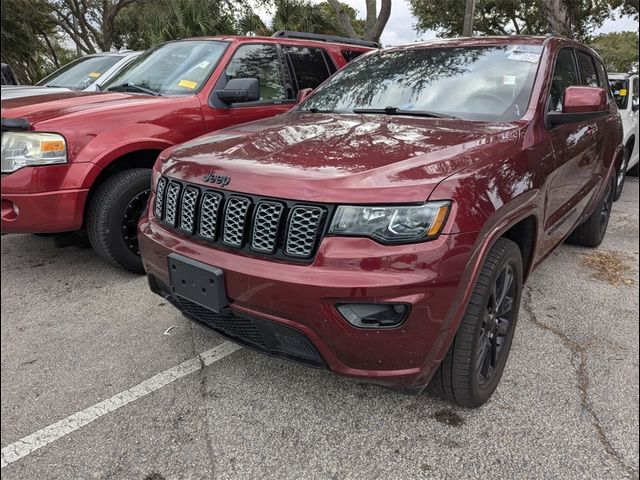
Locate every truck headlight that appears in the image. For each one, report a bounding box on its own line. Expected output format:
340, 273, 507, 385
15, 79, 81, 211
1, 132, 68, 173
328, 202, 451, 243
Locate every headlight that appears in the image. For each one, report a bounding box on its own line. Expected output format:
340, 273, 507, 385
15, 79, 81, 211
1, 132, 67, 173
328, 202, 451, 243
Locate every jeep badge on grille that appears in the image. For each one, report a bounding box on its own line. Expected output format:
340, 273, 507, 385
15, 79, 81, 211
203, 171, 231, 187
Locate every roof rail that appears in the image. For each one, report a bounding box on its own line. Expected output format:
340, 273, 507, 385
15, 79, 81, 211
271, 31, 380, 49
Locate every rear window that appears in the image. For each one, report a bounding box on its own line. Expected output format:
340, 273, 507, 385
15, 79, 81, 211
609, 79, 629, 109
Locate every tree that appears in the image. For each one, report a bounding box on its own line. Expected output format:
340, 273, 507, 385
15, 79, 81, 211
1, 0, 73, 83
113, 0, 241, 50
409, 0, 620, 40
47, 0, 140, 53
590, 31, 639, 72
326, 0, 391, 42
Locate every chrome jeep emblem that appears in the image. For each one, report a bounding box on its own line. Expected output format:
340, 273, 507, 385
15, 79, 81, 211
203, 171, 231, 187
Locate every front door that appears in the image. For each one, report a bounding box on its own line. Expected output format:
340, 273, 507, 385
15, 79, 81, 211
203, 43, 296, 131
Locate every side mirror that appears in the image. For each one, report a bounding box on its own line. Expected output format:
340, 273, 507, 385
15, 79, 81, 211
216, 78, 260, 104
632, 98, 639, 112
548, 86, 609, 126
297, 87, 313, 104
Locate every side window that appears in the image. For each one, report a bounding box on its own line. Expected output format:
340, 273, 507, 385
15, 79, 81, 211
633, 77, 639, 104
577, 51, 599, 87
548, 49, 579, 112
225, 44, 286, 103
342, 50, 364, 62
283, 46, 333, 91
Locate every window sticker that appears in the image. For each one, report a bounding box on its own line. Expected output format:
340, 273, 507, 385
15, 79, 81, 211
618, 89, 628, 96
502, 75, 517, 86
507, 51, 541, 63
196, 61, 210, 69
178, 79, 198, 89
88, 72, 101, 78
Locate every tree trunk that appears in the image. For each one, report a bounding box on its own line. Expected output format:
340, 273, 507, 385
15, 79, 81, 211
543, 0, 574, 37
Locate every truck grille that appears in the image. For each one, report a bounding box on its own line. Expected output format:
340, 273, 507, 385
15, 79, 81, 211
153, 177, 329, 262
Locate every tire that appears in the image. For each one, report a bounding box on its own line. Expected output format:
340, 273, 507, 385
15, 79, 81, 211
86, 168, 151, 273
613, 150, 629, 201
628, 161, 639, 177
428, 237, 523, 408
566, 176, 614, 248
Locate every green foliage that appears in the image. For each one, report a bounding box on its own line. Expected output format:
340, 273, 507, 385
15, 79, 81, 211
0, 0, 74, 83
409, 0, 622, 40
590, 31, 639, 73
114, 0, 239, 50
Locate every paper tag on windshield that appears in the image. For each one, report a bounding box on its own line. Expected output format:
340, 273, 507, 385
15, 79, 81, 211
88, 71, 101, 78
178, 79, 198, 89
196, 61, 210, 69
619, 88, 628, 96
503, 75, 517, 85
507, 51, 541, 63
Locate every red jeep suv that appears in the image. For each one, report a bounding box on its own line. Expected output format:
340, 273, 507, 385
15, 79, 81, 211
139, 36, 623, 407
1, 32, 373, 272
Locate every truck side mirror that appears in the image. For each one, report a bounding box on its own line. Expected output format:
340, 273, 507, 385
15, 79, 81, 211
548, 86, 609, 126
632, 98, 639, 112
216, 78, 260, 104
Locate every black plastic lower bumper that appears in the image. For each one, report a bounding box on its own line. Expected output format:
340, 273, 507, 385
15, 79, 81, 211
148, 274, 327, 368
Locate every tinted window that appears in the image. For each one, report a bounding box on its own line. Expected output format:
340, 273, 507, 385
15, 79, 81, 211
301, 45, 543, 122
609, 79, 629, 109
577, 51, 599, 87
103, 41, 227, 95
226, 44, 286, 102
39, 55, 123, 90
549, 49, 579, 112
342, 50, 364, 62
284, 46, 333, 91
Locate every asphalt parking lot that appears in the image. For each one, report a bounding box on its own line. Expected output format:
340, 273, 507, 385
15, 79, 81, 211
1, 179, 638, 480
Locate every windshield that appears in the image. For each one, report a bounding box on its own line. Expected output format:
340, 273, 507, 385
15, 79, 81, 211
300, 45, 543, 122
609, 79, 629, 109
103, 40, 228, 95
38, 55, 124, 90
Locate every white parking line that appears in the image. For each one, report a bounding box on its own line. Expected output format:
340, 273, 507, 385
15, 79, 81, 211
0, 341, 241, 468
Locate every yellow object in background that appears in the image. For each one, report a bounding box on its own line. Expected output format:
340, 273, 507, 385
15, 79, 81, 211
88, 72, 101, 78
619, 89, 628, 96
178, 79, 198, 89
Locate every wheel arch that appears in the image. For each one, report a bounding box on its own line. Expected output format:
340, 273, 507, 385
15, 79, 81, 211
81, 148, 164, 229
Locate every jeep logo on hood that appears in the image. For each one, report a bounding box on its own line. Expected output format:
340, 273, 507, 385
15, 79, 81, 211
203, 171, 230, 187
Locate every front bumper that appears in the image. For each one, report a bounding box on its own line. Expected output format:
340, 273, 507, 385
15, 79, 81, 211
1, 164, 92, 234
139, 216, 478, 391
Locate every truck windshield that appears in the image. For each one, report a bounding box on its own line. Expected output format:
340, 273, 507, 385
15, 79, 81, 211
300, 45, 543, 122
103, 40, 228, 96
38, 55, 124, 90
609, 79, 629, 109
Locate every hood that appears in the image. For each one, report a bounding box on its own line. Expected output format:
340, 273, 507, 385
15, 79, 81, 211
161, 113, 521, 203
1, 85, 71, 100
1, 91, 172, 126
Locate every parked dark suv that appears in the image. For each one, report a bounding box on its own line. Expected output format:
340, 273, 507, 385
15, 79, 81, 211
139, 36, 623, 407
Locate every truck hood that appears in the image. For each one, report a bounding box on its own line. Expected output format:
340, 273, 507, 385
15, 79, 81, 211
1, 91, 171, 126
161, 113, 521, 203
1, 85, 71, 101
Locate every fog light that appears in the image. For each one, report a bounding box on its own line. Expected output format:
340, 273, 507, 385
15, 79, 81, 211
337, 303, 409, 328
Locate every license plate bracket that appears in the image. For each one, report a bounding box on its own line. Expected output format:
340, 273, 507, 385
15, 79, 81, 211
168, 253, 228, 313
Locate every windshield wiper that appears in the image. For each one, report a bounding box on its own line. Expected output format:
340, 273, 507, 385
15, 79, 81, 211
106, 82, 160, 96
299, 107, 343, 113
353, 106, 456, 119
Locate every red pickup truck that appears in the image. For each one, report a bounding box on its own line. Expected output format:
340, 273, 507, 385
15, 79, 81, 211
140, 36, 623, 407
1, 32, 374, 272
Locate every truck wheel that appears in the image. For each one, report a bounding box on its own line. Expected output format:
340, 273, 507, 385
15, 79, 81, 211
566, 176, 614, 248
614, 150, 629, 201
87, 169, 151, 273
428, 237, 522, 408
